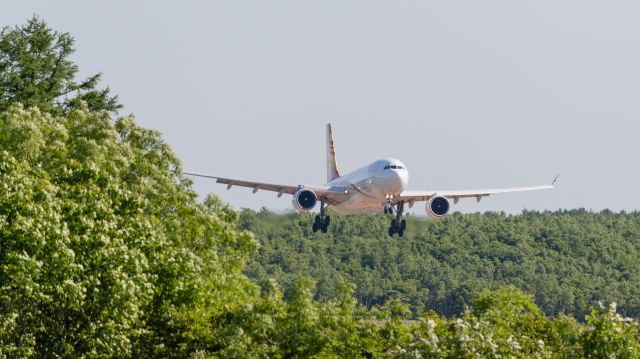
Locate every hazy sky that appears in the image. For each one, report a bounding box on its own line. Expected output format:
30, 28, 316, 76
3, 1, 639, 215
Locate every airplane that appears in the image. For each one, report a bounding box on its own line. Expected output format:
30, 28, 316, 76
185, 124, 557, 237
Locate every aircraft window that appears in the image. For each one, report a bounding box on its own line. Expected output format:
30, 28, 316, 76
390, 165, 398, 169
397, 166, 404, 170
384, 165, 390, 170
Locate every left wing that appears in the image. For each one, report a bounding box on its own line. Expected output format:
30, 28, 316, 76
397, 176, 558, 206
183, 172, 350, 204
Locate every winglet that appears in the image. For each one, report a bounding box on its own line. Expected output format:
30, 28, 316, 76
551, 175, 559, 186
326, 123, 341, 183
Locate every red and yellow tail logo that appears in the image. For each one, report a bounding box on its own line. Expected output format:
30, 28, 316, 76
326, 123, 341, 183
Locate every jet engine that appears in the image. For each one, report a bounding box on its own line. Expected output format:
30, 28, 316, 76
426, 195, 451, 219
292, 189, 318, 212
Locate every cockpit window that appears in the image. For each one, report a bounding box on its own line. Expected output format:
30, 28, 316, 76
384, 165, 404, 170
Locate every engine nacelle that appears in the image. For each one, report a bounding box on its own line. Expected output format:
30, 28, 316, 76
426, 195, 451, 219
292, 189, 318, 212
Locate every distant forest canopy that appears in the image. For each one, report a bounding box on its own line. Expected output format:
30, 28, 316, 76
241, 208, 640, 320
4, 16, 640, 357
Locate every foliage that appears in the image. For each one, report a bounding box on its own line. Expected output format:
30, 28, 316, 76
0, 104, 257, 357
243, 208, 640, 320
580, 302, 640, 358
0, 16, 121, 116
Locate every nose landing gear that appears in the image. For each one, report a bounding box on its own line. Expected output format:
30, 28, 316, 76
312, 199, 330, 233
383, 195, 395, 215
387, 201, 406, 237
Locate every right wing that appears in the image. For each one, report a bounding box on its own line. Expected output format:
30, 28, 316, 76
397, 176, 558, 206
183, 172, 350, 204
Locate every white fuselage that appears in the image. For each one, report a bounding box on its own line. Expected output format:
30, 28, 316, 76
327, 158, 409, 214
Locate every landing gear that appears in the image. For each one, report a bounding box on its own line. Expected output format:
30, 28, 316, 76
312, 199, 330, 233
387, 201, 406, 237
383, 195, 394, 215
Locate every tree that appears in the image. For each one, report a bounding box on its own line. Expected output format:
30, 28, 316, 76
0, 16, 120, 115
243, 209, 640, 320
0, 104, 258, 356
581, 302, 640, 358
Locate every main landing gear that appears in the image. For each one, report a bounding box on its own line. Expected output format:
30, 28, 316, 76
386, 201, 406, 237
312, 199, 330, 233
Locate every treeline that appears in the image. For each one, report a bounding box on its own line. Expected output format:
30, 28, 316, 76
243, 208, 640, 320
3, 17, 640, 357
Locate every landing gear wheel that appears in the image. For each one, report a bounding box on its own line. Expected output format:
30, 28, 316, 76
387, 201, 406, 238
312, 199, 330, 234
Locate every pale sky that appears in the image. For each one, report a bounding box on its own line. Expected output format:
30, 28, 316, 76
3, 1, 639, 215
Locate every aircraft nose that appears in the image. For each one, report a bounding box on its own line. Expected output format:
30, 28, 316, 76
399, 170, 408, 190
386, 168, 408, 194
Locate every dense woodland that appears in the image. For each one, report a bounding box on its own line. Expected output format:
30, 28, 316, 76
2, 17, 640, 357
242, 209, 640, 320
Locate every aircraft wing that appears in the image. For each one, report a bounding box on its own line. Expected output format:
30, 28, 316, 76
397, 176, 557, 206
183, 172, 350, 204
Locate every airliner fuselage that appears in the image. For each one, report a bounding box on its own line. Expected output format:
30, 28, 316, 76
328, 158, 408, 214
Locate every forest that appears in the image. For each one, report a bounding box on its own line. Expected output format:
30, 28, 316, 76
242, 208, 640, 320
2, 17, 640, 358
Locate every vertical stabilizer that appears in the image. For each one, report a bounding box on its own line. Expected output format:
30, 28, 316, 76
326, 123, 341, 183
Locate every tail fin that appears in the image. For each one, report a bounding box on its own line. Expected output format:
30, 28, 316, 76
326, 123, 341, 182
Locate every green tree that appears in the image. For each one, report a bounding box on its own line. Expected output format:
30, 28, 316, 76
0, 16, 120, 115
580, 302, 640, 358
0, 104, 257, 357
244, 209, 640, 320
